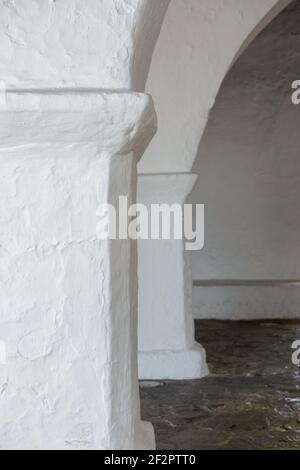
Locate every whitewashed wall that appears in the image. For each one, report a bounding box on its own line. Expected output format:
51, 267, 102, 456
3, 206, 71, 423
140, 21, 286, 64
138, 0, 292, 380
0, 0, 170, 450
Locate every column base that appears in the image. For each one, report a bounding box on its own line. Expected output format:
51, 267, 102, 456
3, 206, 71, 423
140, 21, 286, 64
139, 344, 209, 380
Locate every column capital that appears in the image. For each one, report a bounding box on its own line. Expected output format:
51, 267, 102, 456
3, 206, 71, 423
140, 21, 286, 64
0, 90, 156, 155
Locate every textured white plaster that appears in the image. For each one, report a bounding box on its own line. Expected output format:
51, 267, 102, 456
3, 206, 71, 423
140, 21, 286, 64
1, 0, 296, 448
137, 0, 293, 380
0, 91, 156, 450
0, 0, 169, 91
141, 0, 292, 173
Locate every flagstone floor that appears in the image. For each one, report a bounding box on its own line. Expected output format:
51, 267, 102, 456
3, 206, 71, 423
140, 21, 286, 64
140, 320, 300, 450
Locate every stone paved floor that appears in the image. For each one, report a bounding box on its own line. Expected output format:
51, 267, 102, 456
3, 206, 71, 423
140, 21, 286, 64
140, 320, 300, 450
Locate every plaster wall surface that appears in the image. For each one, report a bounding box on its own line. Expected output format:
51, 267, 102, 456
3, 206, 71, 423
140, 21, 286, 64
141, 0, 291, 174
137, 0, 292, 379
0, 0, 172, 449
191, 1, 300, 320
138, 174, 208, 380
1, 0, 297, 447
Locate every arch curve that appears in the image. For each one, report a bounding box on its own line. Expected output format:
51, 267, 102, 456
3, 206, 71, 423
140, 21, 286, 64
0, 0, 170, 91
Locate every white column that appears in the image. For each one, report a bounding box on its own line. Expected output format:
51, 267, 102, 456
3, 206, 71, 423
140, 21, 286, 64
0, 90, 155, 450
138, 174, 209, 380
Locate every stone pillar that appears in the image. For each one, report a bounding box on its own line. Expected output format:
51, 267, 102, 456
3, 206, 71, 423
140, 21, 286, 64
0, 90, 155, 450
138, 174, 209, 380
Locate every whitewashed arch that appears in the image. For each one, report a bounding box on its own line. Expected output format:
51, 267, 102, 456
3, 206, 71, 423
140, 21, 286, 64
0, 0, 169, 450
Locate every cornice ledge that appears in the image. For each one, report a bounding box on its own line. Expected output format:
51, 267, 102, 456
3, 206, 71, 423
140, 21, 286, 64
0, 90, 156, 154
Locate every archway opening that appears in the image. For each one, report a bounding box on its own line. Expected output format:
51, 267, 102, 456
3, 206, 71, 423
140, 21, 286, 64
140, 0, 300, 450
